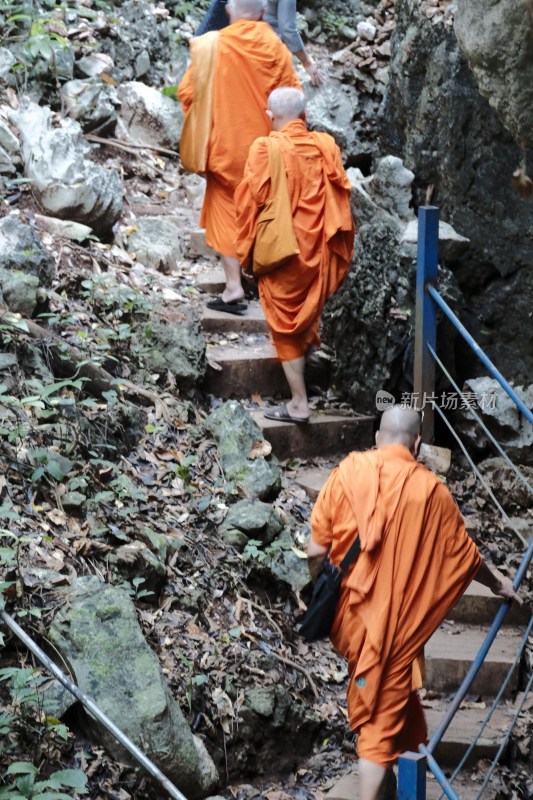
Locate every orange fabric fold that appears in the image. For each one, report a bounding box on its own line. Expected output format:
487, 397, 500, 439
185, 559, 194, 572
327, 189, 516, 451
178, 20, 300, 257
311, 444, 482, 767
235, 119, 354, 360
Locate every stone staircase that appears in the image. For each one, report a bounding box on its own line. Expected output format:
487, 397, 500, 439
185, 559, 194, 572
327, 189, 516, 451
194, 254, 528, 791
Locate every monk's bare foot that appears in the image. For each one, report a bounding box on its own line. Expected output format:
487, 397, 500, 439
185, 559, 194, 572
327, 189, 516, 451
220, 289, 245, 304
286, 400, 309, 420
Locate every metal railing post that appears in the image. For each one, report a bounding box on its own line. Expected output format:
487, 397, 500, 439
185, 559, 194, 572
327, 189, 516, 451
413, 205, 439, 442
398, 752, 426, 800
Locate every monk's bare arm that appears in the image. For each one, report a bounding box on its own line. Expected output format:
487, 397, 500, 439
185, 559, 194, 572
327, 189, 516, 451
475, 560, 523, 605
307, 538, 329, 583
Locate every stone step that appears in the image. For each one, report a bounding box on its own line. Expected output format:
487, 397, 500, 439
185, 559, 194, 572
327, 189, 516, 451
200, 299, 269, 334
425, 623, 523, 696
425, 701, 511, 767
204, 341, 286, 398
194, 265, 226, 294
251, 409, 374, 460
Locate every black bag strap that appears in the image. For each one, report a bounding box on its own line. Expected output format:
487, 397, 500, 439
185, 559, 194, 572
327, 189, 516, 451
338, 534, 360, 574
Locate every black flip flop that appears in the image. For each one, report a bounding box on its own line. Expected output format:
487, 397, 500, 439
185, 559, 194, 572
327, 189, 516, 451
207, 296, 247, 316
264, 404, 310, 425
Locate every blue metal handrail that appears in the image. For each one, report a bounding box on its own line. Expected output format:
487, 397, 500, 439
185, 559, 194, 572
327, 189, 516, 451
426, 285, 533, 428
399, 206, 533, 800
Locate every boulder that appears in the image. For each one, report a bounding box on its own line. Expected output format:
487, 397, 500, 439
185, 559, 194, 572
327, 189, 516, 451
0, 215, 54, 284
205, 401, 281, 500
455, 0, 533, 151
125, 216, 183, 272
478, 457, 533, 511
76, 52, 115, 78
8, 98, 122, 236
48, 576, 218, 798
60, 79, 118, 132
0, 48, 16, 79
219, 499, 284, 546
0, 146, 17, 175
0, 268, 40, 317
116, 82, 183, 149
137, 314, 206, 388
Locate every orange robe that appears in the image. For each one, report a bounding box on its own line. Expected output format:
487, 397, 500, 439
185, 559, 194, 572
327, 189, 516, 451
235, 119, 354, 360
310, 444, 482, 767
178, 20, 300, 257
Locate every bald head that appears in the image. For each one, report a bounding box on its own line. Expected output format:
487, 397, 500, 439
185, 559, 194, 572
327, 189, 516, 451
227, 0, 265, 22
268, 87, 307, 122
376, 406, 422, 453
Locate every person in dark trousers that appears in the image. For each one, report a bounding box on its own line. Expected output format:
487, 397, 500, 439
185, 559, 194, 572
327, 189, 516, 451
195, 0, 324, 84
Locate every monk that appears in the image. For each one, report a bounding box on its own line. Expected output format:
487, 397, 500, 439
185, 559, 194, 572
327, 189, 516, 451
235, 87, 354, 423
178, 0, 300, 314
307, 405, 522, 800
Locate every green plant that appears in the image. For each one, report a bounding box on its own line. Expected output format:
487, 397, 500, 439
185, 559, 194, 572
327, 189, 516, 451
0, 762, 87, 799
0, 666, 87, 797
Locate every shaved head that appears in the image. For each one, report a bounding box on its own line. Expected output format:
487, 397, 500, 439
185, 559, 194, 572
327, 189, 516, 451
376, 405, 422, 452
227, 0, 266, 21
268, 87, 307, 121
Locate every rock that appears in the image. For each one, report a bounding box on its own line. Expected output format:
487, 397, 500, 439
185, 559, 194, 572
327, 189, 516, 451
8, 98, 122, 236
219, 499, 284, 545
137, 314, 206, 388
0, 48, 16, 79
306, 81, 361, 159
222, 529, 249, 551
0, 120, 21, 158
0, 216, 54, 284
0, 146, 17, 175
348, 156, 417, 236
125, 216, 182, 272
109, 541, 166, 597
205, 401, 281, 500
35, 214, 93, 243
116, 82, 183, 150
454, 0, 533, 151
357, 20, 377, 40
400, 219, 470, 261
76, 53, 115, 78
269, 547, 311, 593
61, 491, 86, 508
222, 684, 319, 779
456, 377, 533, 465
183, 174, 207, 211
48, 576, 218, 797
418, 443, 451, 476
61, 79, 118, 132
0, 268, 39, 316
135, 49, 151, 78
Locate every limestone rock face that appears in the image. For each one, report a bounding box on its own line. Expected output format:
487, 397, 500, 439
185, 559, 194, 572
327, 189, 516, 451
61, 79, 118, 132
8, 99, 122, 236
48, 577, 218, 798
116, 82, 183, 149
454, 0, 533, 151
379, 0, 533, 284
